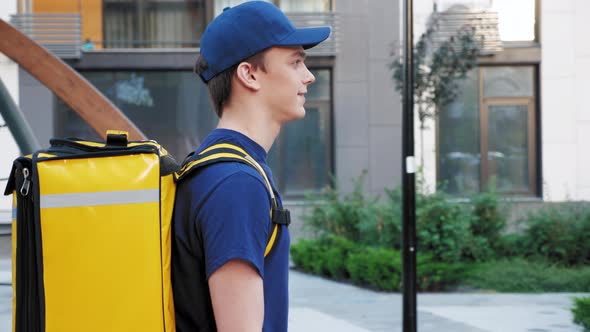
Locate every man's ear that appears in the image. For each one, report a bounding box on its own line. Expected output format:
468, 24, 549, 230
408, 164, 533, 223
235, 62, 261, 91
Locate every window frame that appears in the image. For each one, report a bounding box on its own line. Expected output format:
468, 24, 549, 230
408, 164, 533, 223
480, 97, 537, 196
102, 0, 208, 49
436, 64, 541, 197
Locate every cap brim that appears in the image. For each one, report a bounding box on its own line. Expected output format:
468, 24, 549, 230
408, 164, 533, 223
277, 26, 332, 50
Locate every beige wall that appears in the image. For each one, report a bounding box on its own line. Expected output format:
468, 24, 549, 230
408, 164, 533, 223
331, 0, 403, 198
541, 0, 590, 201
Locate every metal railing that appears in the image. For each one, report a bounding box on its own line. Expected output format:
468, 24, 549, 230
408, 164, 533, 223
431, 7, 502, 54
10, 13, 82, 59
287, 12, 339, 56
8, 12, 337, 57
100, 12, 338, 55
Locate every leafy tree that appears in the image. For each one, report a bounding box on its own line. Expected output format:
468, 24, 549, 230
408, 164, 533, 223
391, 17, 481, 166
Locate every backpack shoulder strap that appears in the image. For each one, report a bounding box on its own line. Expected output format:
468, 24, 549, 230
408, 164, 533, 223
175, 143, 290, 257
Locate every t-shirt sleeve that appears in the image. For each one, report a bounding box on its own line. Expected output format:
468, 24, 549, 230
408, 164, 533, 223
198, 170, 271, 280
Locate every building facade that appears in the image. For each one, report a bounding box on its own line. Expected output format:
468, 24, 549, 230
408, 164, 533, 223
2, 0, 589, 234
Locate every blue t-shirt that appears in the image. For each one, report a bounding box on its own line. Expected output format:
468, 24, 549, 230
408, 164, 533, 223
172, 129, 290, 332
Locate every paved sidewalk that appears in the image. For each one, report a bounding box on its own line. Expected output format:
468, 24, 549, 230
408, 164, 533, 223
290, 270, 587, 332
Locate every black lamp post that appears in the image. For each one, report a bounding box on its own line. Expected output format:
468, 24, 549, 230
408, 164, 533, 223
402, 0, 417, 331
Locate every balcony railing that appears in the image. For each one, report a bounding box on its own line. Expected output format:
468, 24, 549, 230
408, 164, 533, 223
287, 12, 338, 56
10, 13, 82, 59
100, 12, 338, 56
8, 12, 338, 57
431, 7, 502, 54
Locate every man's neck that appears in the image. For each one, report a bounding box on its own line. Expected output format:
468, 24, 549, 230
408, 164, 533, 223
216, 106, 280, 153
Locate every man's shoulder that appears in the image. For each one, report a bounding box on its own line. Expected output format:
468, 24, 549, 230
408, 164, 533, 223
186, 161, 270, 198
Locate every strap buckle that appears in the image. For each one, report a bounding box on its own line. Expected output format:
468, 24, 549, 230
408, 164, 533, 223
271, 208, 291, 226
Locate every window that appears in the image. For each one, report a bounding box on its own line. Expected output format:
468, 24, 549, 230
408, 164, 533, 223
438, 65, 538, 196
436, 0, 537, 42
54, 71, 216, 160
214, 0, 332, 16
54, 68, 333, 198
491, 0, 536, 42
268, 69, 332, 198
103, 0, 206, 48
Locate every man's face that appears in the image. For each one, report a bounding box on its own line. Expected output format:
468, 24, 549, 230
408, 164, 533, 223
256, 46, 316, 123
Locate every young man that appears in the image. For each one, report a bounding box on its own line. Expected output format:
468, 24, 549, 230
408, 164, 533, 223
171, 2, 331, 332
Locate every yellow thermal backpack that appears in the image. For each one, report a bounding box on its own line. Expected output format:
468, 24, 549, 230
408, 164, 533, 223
5, 130, 289, 332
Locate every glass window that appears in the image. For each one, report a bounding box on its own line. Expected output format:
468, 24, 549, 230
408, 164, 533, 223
487, 104, 530, 193
438, 70, 481, 195
438, 65, 538, 196
278, 0, 331, 13
268, 69, 332, 197
54, 71, 216, 161
436, 0, 536, 42
214, 0, 331, 16
491, 0, 536, 42
54, 68, 333, 198
103, 0, 206, 48
214, 0, 271, 16
483, 66, 534, 98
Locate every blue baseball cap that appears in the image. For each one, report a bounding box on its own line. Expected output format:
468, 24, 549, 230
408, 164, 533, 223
199, 1, 332, 82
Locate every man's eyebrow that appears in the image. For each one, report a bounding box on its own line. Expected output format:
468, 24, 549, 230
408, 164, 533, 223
291, 50, 307, 60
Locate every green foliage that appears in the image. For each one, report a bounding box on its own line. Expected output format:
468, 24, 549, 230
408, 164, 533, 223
573, 297, 590, 331
464, 188, 508, 261
493, 233, 527, 258
521, 203, 590, 266
290, 235, 358, 280
465, 258, 590, 292
391, 20, 481, 126
416, 190, 471, 263
305, 173, 402, 250
347, 247, 401, 291
470, 188, 506, 241
357, 187, 403, 249
417, 254, 467, 291
305, 174, 511, 264
291, 235, 468, 292
290, 238, 326, 275
304, 172, 375, 243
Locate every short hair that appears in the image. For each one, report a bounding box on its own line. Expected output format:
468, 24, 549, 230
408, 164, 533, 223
194, 51, 267, 118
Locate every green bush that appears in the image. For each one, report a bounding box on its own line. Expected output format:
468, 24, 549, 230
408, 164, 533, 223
465, 258, 590, 292
493, 233, 527, 258
417, 254, 468, 291
466, 188, 507, 261
292, 235, 468, 292
522, 203, 590, 266
573, 297, 590, 331
304, 173, 402, 250
347, 247, 401, 291
416, 190, 471, 263
357, 187, 402, 250
304, 172, 375, 243
290, 238, 324, 275
290, 235, 358, 279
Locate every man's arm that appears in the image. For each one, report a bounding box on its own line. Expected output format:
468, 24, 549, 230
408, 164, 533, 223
209, 259, 264, 332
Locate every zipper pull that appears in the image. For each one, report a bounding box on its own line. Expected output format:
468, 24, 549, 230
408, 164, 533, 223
20, 168, 30, 196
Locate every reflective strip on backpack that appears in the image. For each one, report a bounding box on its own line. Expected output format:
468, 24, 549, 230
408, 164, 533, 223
40, 189, 160, 209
